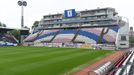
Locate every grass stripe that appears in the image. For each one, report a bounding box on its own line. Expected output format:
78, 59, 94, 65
0, 47, 113, 75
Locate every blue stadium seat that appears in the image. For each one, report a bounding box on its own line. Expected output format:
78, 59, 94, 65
78, 30, 107, 43
0, 33, 17, 46
59, 29, 77, 34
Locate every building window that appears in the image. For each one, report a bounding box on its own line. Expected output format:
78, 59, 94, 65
121, 36, 126, 41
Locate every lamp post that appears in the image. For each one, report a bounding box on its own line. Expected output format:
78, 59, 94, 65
18, 0, 27, 44
18, 0, 27, 28
130, 27, 133, 47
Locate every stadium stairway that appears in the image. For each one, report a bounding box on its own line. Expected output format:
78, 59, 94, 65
49, 29, 61, 42
2, 34, 18, 43
74, 30, 106, 44
24, 31, 39, 42
8, 33, 18, 43
0, 33, 18, 46
34, 30, 44, 41
80, 28, 117, 44
52, 29, 77, 43
33, 29, 59, 43
71, 28, 80, 43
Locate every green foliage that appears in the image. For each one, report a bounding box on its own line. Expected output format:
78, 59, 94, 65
129, 36, 134, 47
0, 22, 6, 27
10, 29, 20, 41
32, 21, 39, 29
0, 47, 113, 75
129, 37, 134, 43
24, 26, 30, 30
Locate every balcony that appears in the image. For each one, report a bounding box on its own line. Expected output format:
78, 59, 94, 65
80, 12, 107, 17
43, 16, 63, 21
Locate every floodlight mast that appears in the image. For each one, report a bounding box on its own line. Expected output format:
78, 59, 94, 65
18, 0, 27, 44
18, 0, 27, 28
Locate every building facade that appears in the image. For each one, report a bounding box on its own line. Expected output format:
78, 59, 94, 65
24, 8, 129, 49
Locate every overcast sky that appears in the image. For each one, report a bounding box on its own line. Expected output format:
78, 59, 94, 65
0, 0, 133, 29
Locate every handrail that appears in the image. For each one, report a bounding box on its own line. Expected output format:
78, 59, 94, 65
122, 51, 133, 66
122, 65, 132, 75
115, 68, 122, 75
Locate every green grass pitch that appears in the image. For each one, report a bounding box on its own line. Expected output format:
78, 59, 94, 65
0, 47, 113, 75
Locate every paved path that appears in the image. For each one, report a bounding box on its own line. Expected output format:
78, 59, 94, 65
73, 51, 125, 75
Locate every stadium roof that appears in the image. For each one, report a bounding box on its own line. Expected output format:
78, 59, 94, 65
0, 27, 14, 33
0, 27, 29, 33
0, 27, 13, 31
38, 24, 118, 30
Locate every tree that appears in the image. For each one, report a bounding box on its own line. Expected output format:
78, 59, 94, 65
130, 27, 134, 47
0, 22, 2, 26
24, 26, 30, 30
32, 21, 39, 29
2, 24, 6, 27
10, 29, 20, 41
0, 22, 6, 27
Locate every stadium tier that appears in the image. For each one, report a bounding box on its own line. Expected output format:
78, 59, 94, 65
0, 33, 18, 46
24, 26, 118, 43
24, 7, 129, 49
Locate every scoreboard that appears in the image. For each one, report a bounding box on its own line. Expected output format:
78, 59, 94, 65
64, 9, 76, 18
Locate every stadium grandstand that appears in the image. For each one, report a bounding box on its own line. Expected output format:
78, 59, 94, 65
23, 7, 129, 49
0, 27, 18, 46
